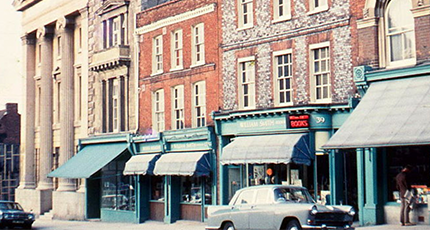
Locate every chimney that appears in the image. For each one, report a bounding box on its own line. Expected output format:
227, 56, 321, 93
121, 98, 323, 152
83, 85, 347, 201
6, 103, 18, 114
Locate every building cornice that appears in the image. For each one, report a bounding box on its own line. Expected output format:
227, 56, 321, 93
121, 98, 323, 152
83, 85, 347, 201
13, 0, 42, 11
136, 3, 216, 35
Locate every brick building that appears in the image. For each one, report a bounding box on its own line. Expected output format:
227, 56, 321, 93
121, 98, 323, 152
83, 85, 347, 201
325, 0, 430, 226
133, 0, 221, 223
0, 103, 20, 201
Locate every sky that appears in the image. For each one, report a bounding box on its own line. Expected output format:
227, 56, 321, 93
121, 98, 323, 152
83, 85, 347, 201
0, 1, 22, 111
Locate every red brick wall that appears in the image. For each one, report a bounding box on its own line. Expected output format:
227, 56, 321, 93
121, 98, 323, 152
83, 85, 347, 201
137, 0, 221, 134
0, 103, 20, 144
415, 15, 430, 63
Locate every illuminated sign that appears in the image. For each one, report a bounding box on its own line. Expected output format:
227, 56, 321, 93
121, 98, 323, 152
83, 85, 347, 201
287, 114, 310, 129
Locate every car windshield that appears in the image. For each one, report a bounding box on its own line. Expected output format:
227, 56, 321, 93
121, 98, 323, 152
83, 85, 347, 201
0, 202, 23, 211
274, 187, 314, 204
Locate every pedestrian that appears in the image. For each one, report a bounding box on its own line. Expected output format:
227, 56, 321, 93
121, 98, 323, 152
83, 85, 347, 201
396, 165, 415, 226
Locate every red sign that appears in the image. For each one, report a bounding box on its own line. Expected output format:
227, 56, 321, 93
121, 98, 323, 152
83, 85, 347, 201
287, 114, 310, 128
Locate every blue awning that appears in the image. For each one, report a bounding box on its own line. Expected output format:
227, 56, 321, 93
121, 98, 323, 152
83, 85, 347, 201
220, 134, 313, 166
153, 152, 211, 177
123, 154, 160, 175
48, 142, 128, 178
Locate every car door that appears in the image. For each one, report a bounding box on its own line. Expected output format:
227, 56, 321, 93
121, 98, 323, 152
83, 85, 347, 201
248, 188, 275, 230
229, 190, 254, 230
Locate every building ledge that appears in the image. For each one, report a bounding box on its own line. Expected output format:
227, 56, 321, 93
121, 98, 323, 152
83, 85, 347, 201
90, 45, 130, 72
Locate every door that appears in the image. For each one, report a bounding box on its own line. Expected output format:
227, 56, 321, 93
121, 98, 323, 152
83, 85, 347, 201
248, 188, 274, 230
229, 189, 254, 230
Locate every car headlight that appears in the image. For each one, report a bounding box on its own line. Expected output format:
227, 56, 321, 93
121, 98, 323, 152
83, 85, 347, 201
28, 214, 35, 220
310, 205, 318, 215
348, 207, 356, 216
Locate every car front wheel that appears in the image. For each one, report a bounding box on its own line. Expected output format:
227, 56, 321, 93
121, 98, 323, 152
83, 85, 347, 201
222, 222, 235, 230
286, 219, 301, 230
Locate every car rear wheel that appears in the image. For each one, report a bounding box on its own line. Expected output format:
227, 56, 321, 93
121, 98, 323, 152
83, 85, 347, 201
222, 222, 235, 230
286, 219, 301, 230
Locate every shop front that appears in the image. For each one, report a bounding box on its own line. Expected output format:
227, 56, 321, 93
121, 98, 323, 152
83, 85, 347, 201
153, 127, 216, 223
324, 65, 430, 226
213, 108, 350, 205
123, 134, 163, 223
48, 134, 137, 223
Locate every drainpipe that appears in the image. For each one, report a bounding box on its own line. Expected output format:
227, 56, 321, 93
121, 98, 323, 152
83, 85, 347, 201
133, 10, 140, 134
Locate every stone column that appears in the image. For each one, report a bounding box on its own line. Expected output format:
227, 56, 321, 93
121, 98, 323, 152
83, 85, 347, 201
18, 33, 36, 189
37, 26, 54, 191
56, 17, 76, 192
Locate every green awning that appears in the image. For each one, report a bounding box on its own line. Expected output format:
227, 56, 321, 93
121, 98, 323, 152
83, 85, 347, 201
323, 76, 430, 149
48, 142, 128, 179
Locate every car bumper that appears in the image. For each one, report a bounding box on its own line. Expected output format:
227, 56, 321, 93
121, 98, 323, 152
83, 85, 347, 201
0, 219, 34, 226
205, 226, 220, 230
302, 224, 354, 230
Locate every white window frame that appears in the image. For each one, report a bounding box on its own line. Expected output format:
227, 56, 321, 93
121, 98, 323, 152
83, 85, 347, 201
192, 81, 206, 128
172, 85, 185, 130
238, 0, 254, 29
191, 23, 205, 66
273, 0, 291, 22
171, 29, 183, 70
152, 35, 163, 75
308, 0, 328, 14
384, 0, 416, 68
310, 42, 331, 103
102, 77, 126, 133
273, 50, 293, 106
152, 89, 165, 133
238, 56, 256, 110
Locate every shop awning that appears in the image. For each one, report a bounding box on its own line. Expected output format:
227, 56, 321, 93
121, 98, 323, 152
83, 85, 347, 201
324, 76, 430, 149
123, 154, 160, 175
153, 152, 211, 177
48, 142, 128, 178
220, 133, 313, 165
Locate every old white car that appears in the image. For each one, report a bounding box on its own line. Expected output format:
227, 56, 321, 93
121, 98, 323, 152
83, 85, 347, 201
206, 185, 355, 230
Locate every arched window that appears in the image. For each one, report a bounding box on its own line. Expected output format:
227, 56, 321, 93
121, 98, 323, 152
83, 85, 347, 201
385, 0, 416, 66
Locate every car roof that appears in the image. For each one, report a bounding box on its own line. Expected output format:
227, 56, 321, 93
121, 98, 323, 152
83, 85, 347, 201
238, 184, 306, 191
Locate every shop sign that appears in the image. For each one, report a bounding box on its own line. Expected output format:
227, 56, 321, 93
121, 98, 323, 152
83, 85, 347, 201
287, 114, 310, 129
169, 141, 210, 151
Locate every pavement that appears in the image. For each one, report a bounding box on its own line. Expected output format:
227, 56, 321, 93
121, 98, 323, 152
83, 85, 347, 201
29, 218, 430, 230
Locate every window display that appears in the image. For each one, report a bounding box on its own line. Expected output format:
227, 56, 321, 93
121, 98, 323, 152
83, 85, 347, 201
101, 157, 135, 211
151, 176, 165, 201
181, 176, 212, 204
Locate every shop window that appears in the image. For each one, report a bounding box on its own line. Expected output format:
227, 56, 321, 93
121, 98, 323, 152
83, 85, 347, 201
181, 177, 212, 204
238, 57, 256, 110
152, 89, 165, 133
191, 23, 205, 66
385, 0, 416, 67
101, 157, 135, 211
273, 0, 291, 22
151, 176, 165, 201
310, 42, 331, 103
273, 50, 293, 106
171, 29, 183, 70
238, 0, 254, 29
172, 85, 184, 130
192, 81, 206, 128
386, 146, 430, 204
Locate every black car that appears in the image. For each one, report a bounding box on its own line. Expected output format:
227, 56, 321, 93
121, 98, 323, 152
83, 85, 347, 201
0, 201, 35, 229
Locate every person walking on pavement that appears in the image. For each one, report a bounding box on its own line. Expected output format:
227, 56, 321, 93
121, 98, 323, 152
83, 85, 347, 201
396, 165, 415, 226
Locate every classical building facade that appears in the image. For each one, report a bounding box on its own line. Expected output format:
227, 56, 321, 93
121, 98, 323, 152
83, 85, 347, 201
13, 0, 89, 220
